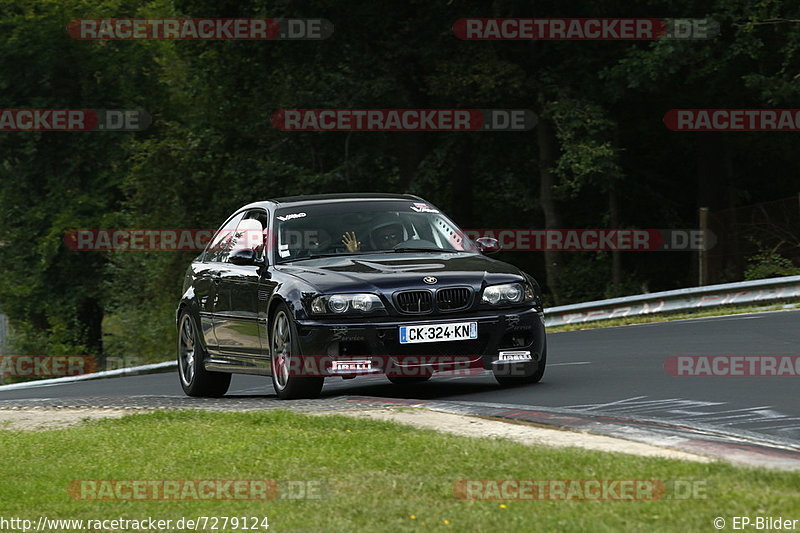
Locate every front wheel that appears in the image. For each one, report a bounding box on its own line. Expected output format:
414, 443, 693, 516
270, 304, 324, 400
177, 311, 231, 397
493, 343, 547, 386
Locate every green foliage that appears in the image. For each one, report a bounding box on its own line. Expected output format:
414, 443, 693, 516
546, 98, 624, 198
548, 253, 644, 306
744, 252, 800, 280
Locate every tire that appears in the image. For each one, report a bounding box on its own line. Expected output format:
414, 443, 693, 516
270, 303, 324, 400
493, 342, 547, 386
387, 375, 432, 385
177, 311, 231, 397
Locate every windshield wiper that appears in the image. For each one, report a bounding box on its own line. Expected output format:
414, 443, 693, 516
389, 248, 465, 253
277, 251, 388, 263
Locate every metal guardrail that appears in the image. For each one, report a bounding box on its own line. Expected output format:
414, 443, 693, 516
0, 361, 176, 391
544, 275, 800, 327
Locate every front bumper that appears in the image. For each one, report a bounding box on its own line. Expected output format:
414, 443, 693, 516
293, 306, 545, 377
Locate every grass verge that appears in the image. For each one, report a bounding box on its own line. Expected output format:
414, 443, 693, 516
1, 410, 798, 532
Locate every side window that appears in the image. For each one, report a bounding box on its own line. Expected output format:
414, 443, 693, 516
228, 210, 269, 259
244, 210, 269, 258
205, 212, 245, 263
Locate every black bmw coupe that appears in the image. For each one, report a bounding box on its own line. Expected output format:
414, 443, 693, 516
177, 193, 546, 399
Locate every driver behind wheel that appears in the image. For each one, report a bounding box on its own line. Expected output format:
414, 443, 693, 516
371, 221, 403, 250
342, 216, 404, 252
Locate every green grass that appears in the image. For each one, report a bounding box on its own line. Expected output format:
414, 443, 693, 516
547, 303, 800, 333
1, 411, 799, 532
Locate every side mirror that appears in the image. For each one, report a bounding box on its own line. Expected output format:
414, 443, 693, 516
475, 237, 501, 255
229, 248, 265, 266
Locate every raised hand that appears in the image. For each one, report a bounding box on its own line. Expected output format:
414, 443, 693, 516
342, 231, 361, 252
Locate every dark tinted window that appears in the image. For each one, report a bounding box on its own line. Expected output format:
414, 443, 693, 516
273, 200, 473, 262
204, 211, 245, 263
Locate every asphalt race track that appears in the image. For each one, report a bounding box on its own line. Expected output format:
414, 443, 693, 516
1, 309, 798, 443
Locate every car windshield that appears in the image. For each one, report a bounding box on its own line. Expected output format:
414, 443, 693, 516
274, 200, 477, 262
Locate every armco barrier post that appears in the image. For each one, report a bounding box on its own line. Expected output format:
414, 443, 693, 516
698, 207, 709, 286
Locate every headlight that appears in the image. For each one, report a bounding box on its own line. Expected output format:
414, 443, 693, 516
311, 293, 385, 314
351, 294, 377, 312
328, 295, 349, 313
481, 283, 533, 305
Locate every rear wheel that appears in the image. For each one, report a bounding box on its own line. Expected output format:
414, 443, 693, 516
493, 343, 547, 386
177, 311, 231, 397
270, 304, 324, 400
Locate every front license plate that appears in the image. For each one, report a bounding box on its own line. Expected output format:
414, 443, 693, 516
398, 322, 478, 344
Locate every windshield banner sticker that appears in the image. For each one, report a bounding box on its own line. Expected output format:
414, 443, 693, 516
276, 212, 307, 222
409, 203, 439, 214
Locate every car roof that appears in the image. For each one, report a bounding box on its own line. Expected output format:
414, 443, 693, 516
240, 193, 425, 211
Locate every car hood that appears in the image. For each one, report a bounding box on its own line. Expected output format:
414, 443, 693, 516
276, 252, 527, 293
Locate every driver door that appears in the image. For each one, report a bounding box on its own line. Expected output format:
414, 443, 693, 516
213, 210, 271, 370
